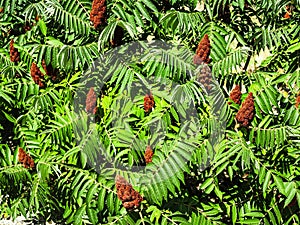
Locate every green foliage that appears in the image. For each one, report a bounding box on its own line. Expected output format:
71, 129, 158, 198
1, 0, 300, 224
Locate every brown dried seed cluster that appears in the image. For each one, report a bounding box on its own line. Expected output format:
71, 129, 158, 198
236, 92, 255, 127
86, 87, 98, 114
144, 145, 153, 164
30, 62, 46, 87
229, 85, 242, 104
144, 93, 155, 112
10, 39, 20, 63
197, 66, 212, 91
18, 148, 35, 169
295, 93, 300, 109
193, 34, 210, 65
110, 26, 124, 47
90, 0, 107, 29
115, 175, 143, 210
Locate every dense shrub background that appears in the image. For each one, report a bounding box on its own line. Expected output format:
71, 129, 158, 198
0, 0, 300, 224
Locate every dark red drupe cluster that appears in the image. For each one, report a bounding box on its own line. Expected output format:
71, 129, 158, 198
86, 87, 97, 114
193, 34, 210, 65
144, 145, 153, 164
236, 92, 255, 127
90, 0, 107, 29
197, 66, 212, 91
30, 62, 46, 87
229, 85, 242, 104
18, 148, 34, 169
115, 175, 143, 210
144, 93, 155, 112
10, 39, 20, 63
295, 93, 300, 109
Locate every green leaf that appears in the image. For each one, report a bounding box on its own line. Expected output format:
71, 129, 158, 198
263, 170, 272, 198
287, 42, 300, 53
200, 177, 214, 190
238, 218, 260, 224
39, 19, 47, 36
273, 175, 285, 196
284, 188, 296, 208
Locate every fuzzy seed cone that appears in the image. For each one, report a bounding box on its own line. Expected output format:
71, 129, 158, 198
0, 7, 3, 13
110, 26, 124, 47
30, 62, 45, 88
194, 34, 210, 65
90, 0, 107, 29
86, 87, 97, 114
236, 92, 255, 127
115, 175, 143, 210
197, 66, 212, 91
144, 93, 155, 112
229, 85, 242, 104
10, 39, 20, 63
296, 93, 300, 109
144, 145, 153, 164
42, 60, 58, 81
18, 148, 35, 169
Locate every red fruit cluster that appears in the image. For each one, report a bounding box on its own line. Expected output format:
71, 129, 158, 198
86, 87, 97, 114
296, 93, 300, 109
144, 145, 153, 164
144, 93, 154, 112
10, 39, 20, 63
115, 175, 143, 210
110, 26, 124, 47
90, 0, 107, 29
193, 34, 210, 65
197, 66, 212, 91
30, 62, 46, 87
18, 148, 34, 169
229, 85, 242, 104
236, 92, 255, 127
42, 60, 58, 81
